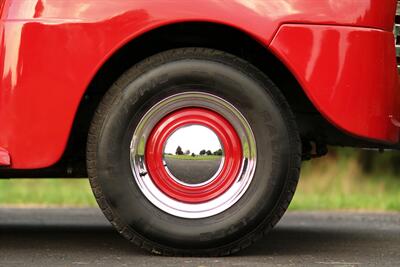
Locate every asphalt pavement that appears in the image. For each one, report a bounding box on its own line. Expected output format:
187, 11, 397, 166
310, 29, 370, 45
0, 208, 399, 266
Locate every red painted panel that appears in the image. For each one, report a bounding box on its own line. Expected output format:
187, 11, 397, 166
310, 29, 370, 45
0, 0, 397, 169
270, 24, 400, 143
1, 0, 396, 32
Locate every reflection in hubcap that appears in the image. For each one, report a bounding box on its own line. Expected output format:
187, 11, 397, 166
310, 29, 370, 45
163, 125, 224, 186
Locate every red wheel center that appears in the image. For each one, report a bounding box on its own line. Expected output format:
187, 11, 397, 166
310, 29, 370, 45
145, 108, 243, 203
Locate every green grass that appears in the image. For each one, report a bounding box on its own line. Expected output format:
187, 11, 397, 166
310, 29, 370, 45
1, 149, 399, 210
0, 179, 97, 207
164, 154, 222, 160
290, 150, 400, 211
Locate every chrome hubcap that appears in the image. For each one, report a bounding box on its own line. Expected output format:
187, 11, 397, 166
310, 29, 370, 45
130, 92, 257, 218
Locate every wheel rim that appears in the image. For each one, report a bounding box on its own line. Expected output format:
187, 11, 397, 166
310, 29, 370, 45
130, 92, 257, 218
146, 108, 243, 203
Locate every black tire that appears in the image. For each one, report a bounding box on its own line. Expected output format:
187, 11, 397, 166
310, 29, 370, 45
87, 48, 301, 256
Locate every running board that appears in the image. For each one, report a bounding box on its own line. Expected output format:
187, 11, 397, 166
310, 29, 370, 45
0, 147, 10, 166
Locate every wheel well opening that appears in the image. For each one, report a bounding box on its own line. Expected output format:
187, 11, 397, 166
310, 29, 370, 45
60, 22, 346, 177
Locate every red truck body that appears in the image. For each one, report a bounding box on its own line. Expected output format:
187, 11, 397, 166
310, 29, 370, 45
0, 0, 398, 169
